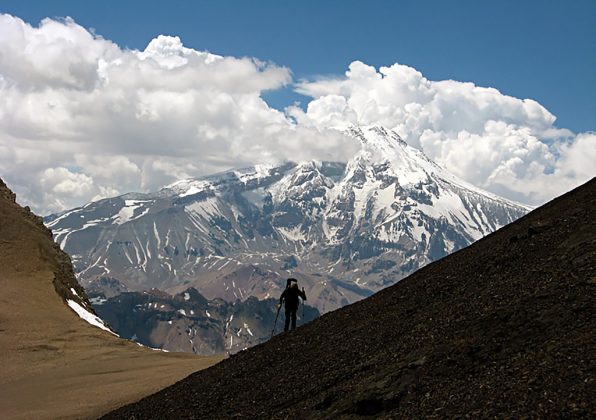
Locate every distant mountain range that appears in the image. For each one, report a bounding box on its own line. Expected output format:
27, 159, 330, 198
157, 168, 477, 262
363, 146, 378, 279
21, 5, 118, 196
45, 125, 529, 352
94, 287, 318, 355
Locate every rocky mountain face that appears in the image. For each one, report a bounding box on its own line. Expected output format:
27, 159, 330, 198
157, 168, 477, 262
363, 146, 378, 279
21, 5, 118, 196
0, 178, 94, 319
104, 178, 596, 419
46, 126, 529, 317
94, 287, 318, 355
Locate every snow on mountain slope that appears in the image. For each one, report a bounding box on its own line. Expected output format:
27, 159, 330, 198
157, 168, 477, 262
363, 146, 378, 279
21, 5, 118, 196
45, 125, 529, 313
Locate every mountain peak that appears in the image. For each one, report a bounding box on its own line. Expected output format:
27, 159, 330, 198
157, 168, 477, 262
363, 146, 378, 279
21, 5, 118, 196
46, 125, 529, 318
347, 124, 406, 147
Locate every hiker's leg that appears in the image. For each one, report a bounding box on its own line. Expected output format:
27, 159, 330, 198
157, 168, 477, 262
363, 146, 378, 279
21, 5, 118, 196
291, 309, 297, 330
284, 309, 290, 332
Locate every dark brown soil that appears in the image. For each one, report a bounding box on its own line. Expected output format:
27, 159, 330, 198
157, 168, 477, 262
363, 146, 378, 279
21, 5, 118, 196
106, 179, 596, 419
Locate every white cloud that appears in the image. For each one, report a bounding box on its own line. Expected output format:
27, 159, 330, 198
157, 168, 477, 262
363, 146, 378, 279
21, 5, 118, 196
37, 167, 95, 213
0, 14, 358, 214
0, 14, 593, 215
294, 61, 594, 205
40, 167, 94, 196
491, 131, 596, 204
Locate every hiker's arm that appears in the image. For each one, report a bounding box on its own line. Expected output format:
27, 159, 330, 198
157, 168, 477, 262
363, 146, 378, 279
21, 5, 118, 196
279, 289, 286, 304
300, 288, 306, 300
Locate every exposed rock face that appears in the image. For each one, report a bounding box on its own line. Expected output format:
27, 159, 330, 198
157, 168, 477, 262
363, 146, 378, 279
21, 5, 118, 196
46, 126, 528, 315
105, 178, 595, 419
0, 177, 90, 310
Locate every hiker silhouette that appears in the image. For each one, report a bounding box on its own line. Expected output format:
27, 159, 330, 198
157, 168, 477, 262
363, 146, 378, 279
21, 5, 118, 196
279, 278, 306, 331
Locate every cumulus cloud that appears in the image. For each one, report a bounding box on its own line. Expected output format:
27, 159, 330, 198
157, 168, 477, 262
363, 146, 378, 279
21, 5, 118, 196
0, 14, 593, 214
0, 14, 358, 214
293, 61, 593, 205
37, 167, 95, 212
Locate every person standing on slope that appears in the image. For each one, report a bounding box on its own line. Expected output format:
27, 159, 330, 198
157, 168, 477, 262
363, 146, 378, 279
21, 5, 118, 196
279, 278, 306, 332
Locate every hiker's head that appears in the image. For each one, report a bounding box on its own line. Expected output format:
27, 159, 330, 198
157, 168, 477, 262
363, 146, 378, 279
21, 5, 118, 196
288, 278, 298, 288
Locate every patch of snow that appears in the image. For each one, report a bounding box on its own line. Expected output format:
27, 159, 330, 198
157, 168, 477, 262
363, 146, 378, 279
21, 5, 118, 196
113, 206, 135, 225
234, 164, 274, 185
45, 208, 79, 228
167, 179, 210, 197
180, 185, 202, 197
185, 198, 221, 220
81, 218, 110, 230
67, 299, 116, 335
53, 229, 73, 250
89, 296, 107, 305
153, 221, 161, 249
113, 200, 151, 225
277, 226, 307, 242
134, 342, 170, 352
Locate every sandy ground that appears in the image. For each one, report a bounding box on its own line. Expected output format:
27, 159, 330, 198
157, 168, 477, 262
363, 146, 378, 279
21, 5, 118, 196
0, 180, 223, 419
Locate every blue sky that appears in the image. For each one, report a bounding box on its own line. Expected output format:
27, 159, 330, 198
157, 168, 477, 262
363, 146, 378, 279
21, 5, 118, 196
1, 0, 595, 133
0, 1, 594, 214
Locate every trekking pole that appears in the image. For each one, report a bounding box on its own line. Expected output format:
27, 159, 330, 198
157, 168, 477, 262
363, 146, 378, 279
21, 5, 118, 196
271, 304, 281, 339
302, 288, 305, 321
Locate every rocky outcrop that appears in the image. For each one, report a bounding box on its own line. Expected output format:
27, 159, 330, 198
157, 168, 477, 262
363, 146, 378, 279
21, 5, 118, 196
0, 177, 89, 309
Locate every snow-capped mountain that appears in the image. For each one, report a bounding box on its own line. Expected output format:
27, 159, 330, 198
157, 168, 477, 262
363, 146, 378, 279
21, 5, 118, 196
46, 125, 529, 313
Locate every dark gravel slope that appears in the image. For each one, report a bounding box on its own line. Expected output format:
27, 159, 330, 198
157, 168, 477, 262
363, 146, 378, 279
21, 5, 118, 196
106, 179, 595, 419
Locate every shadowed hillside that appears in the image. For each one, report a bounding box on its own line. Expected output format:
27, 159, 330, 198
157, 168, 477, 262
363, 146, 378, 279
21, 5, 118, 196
106, 178, 595, 418
0, 178, 222, 419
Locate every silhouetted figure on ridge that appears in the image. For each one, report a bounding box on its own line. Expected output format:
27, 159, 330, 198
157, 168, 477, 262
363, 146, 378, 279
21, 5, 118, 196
279, 278, 306, 331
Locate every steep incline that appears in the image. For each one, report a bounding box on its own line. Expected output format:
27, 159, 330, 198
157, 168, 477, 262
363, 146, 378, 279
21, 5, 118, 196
0, 178, 221, 419
106, 178, 595, 418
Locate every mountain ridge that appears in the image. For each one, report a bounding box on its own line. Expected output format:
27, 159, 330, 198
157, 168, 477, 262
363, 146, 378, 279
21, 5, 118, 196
105, 178, 595, 418
46, 125, 529, 316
